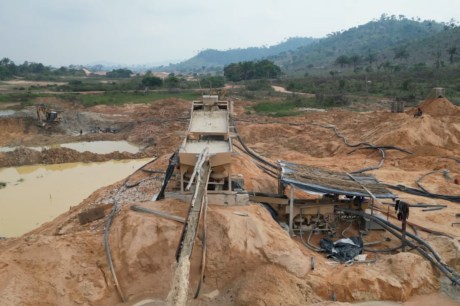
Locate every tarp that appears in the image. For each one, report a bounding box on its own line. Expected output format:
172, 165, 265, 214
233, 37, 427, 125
280, 161, 395, 198
320, 237, 363, 262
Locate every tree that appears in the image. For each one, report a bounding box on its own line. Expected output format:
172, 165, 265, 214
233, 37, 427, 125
335, 55, 350, 69
448, 47, 457, 64
106, 68, 132, 78
435, 50, 444, 69
200, 76, 225, 88
0, 57, 11, 66
223, 60, 281, 82
241, 61, 255, 80
223, 63, 242, 82
142, 75, 162, 87
393, 46, 409, 62
367, 49, 377, 65
164, 75, 179, 89
349, 54, 361, 69
254, 60, 281, 78
0, 57, 17, 79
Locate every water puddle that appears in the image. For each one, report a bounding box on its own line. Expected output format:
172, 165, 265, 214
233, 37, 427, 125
0, 110, 15, 117
60, 140, 140, 154
0, 140, 140, 154
0, 158, 152, 237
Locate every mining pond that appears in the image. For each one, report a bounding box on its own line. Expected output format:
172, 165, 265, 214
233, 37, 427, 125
0, 140, 140, 154
0, 158, 152, 237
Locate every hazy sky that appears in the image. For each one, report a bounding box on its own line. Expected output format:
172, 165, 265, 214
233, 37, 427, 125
1, 0, 458, 67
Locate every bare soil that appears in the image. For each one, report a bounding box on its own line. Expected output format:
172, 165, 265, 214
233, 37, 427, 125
0, 96, 459, 305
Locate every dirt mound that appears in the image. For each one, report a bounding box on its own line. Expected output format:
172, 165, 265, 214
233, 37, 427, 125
308, 252, 438, 302
417, 98, 460, 117
0, 152, 451, 305
231, 153, 278, 192
237, 122, 343, 158
234, 265, 322, 305
0, 199, 315, 305
0, 198, 442, 305
424, 236, 460, 271
0, 117, 42, 146
0, 147, 148, 167
374, 114, 460, 153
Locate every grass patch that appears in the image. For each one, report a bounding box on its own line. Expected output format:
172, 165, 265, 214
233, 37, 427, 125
77, 91, 201, 106
0, 182, 6, 189
252, 95, 327, 116
0, 91, 202, 107
0, 93, 37, 105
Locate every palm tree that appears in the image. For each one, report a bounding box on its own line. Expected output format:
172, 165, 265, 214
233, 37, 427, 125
447, 47, 457, 64
349, 54, 361, 69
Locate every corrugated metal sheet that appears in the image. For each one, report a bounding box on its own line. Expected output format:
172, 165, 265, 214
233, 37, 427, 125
280, 161, 395, 198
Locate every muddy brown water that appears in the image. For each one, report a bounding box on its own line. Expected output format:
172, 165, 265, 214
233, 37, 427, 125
0, 140, 140, 154
0, 158, 152, 237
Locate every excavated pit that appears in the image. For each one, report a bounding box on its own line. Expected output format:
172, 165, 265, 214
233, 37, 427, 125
0, 97, 459, 305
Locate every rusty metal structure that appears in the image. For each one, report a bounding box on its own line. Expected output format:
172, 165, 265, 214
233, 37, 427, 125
178, 95, 233, 192
154, 95, 247, 205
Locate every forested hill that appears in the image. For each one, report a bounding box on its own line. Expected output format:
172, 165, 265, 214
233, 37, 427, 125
152, 16, 457, 75
271, 16, 448, 73
162, 37, 316, 72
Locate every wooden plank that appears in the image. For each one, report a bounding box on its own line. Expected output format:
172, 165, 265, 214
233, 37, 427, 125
78, 204, 112, 225
249, 195, 289, 205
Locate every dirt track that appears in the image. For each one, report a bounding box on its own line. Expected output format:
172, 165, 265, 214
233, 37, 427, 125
0, 96, 459, 305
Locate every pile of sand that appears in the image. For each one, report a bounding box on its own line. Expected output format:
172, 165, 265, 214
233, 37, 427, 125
0, 152, 450, 305
417, 98, 460, 117
236, 100, 460, 162
374, 114, 460, 152
0, 198, 442, 305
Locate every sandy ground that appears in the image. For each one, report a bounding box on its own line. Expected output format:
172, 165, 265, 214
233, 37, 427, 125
0, 96, 459, 305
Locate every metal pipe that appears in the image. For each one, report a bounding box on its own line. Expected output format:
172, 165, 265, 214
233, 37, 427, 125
289, 185, 294, 236
130, 205, 185, 223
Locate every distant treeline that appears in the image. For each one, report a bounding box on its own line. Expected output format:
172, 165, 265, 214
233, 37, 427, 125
224, 60, 281, 81
0, 58, 85, 80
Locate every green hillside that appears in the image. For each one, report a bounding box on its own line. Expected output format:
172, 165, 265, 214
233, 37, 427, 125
376, 26, 460, 67
161, 37, 316, 72
272, 16, 447, 74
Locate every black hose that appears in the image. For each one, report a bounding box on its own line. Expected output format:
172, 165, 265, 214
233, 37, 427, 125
231, 118, 278, 170
422, 207, 445, 212
350, 148, 385, 174
336, 207, 460, 285
103, 157, 157, 302
232, 143, 278, 178
382, 202, 447, 208
363, 245, 404, 253
415, 169, 452, 194
410, 224, 418, 236
385, 184, 460, 203
104, 187, 127, 302
341, 220, 355, 238
130, 205, 185, 223
156, 151, 179, 200
298, 208, 325, 252
348, 145, 413, 155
